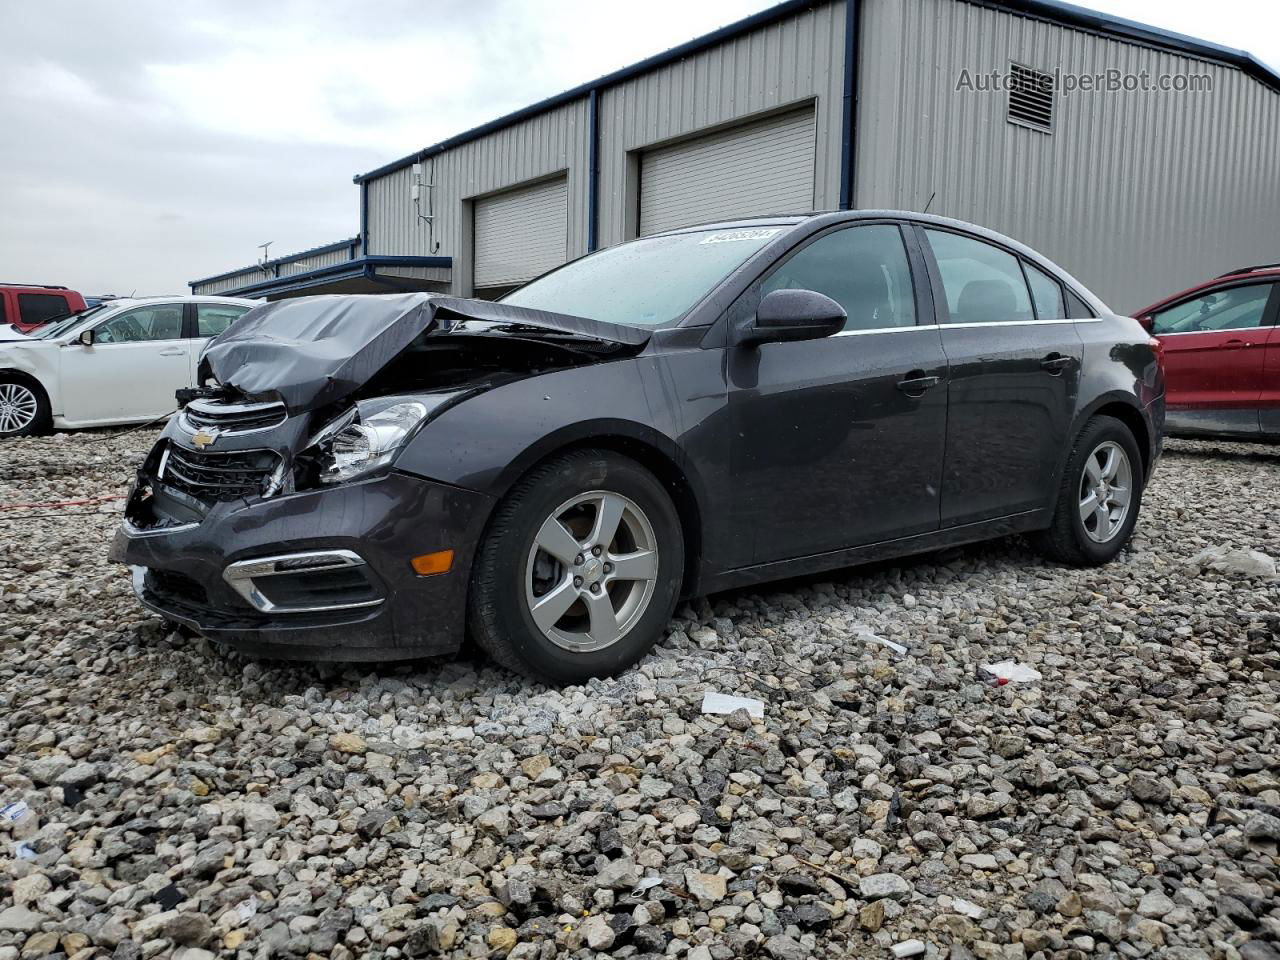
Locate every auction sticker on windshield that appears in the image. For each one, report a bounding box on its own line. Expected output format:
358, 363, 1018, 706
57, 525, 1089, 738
699, 228, 783, 244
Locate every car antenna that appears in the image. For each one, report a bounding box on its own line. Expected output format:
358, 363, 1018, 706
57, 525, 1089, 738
922, 191, 936, 214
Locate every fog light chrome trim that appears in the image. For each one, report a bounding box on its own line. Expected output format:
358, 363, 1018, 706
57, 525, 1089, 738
222, 549, 384, 614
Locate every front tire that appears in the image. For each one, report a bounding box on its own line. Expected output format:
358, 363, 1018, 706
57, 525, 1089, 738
0, 378, 50, 438
1033, 415, 1144, 566
468, 448, 684, 684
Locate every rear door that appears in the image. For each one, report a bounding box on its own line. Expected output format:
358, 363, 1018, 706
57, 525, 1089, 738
727, 221, 949, 565
1150, 281, 1275, 436
59, 302, 190, 423
918, 226, 1083, 527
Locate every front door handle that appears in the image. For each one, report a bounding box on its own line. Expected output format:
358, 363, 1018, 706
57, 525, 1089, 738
897, 372, 941, 394
158, 348, 185, 356
1040, 354, 1074, 374
1222, 339, 1251, 349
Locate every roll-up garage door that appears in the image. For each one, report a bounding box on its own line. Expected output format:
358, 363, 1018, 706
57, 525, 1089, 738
473, 176, 568, 289
638, 108, 816, 236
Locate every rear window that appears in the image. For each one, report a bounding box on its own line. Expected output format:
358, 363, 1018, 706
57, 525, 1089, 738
18, 293, 72, 326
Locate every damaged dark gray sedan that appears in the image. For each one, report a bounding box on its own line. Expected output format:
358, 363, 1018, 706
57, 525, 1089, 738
111, 212, 1165, 682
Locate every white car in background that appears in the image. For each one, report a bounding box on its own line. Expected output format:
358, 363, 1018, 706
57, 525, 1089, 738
0, 296, 255, 437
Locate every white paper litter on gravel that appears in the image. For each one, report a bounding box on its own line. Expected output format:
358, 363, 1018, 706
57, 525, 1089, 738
981, 661, 1042, 683
701, 691, 765, 719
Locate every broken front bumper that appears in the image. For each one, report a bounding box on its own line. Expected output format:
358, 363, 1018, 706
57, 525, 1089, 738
109, 471, 494, 661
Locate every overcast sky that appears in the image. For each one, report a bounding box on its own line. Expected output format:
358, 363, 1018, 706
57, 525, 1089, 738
1, 0, 1276, 295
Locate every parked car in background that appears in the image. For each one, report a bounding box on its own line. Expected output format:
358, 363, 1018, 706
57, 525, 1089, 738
113, 212, 1164, 682
1136, 264, 1280, 440
0, 296, 255, 437
1, 283, 88, 334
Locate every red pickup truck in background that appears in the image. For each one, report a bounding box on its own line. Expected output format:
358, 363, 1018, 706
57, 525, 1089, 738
1, 283, 88, 334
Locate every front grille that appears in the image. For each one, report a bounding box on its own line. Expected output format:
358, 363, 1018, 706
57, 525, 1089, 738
161, 444, 280, 503
146, 569, 208, 607
181, 399, 287, 434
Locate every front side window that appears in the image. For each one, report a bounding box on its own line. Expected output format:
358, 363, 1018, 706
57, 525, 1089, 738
1024, 262, 1066, 320
760, 225, 917, 332
926, 230, 1034, 324
502, 227, 789, 327
18, 293, 72, 326
197, 303, 249, 338
95, 304, 185, 344
1150, 284, 1273, 335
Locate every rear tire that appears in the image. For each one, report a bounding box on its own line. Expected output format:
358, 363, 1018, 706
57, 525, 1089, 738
468, 448, 684, 684
0, 377, 50, 438
1033, 415, 1143, 566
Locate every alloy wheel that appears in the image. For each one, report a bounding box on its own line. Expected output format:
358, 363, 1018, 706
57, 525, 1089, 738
0, 383, 38, 435
1078, 440, 1133, 543
524, 490, 660, 653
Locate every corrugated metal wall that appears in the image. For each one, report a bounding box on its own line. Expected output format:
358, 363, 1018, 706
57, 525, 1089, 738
191, 241, 359, 295
366, 98, 589, 292
856, 0, 1280, 312
596, 0, 847, 247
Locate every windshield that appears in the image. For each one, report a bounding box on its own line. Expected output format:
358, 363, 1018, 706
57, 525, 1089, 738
29, 303, 113, 339
502, 226, 790, 327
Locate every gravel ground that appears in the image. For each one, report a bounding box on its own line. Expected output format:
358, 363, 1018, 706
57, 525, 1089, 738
1, 429, 1277, 960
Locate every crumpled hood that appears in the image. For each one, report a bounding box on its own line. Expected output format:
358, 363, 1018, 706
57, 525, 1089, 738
199, 292, 650, 414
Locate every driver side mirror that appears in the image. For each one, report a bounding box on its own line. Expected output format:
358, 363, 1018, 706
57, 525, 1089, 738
742, 289, 846, 345
1136, 314, 1154, 333
77, 328, 95, 347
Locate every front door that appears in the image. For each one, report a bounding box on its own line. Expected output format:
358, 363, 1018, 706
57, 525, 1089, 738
918, 226, 1084, 527
727, 222, 949, 566
1151, 281, 1275, 437
59, 302, 192, 424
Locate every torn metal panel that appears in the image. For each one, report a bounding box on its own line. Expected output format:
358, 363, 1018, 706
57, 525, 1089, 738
199, 292, 650, 414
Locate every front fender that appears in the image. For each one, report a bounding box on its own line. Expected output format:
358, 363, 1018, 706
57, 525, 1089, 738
392, 348, 732, 568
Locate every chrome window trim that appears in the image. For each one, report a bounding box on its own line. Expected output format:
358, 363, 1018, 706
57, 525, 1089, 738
830, 317, 1103, 337
222, 549, 384, 614
1151, 328, 1267, 338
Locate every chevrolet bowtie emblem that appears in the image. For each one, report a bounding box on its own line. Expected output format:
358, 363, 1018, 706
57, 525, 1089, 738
191, 429, 217, 450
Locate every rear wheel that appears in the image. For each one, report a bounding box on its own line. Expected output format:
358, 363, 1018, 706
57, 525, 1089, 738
1033, 415, 1143, 566
0, 378, 50, 438
469, 448, 683, 683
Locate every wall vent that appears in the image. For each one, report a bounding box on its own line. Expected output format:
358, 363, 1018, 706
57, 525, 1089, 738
1008, 63, 1054, 132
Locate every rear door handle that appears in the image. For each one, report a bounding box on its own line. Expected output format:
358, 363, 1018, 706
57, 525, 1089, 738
1222, 339, 1251, 349
158, 348, 185, 356
1040, 354, 1074, 374
897, 373, 941, 394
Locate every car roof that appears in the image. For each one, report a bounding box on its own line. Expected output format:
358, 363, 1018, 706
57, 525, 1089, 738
648, 209, 1110, 314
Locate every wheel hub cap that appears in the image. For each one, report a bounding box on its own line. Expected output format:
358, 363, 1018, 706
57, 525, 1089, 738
1078, 440, 1133, 544
524, 490, 660, 654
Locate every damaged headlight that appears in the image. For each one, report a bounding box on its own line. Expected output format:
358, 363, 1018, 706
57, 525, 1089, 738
306, 399, 430, 485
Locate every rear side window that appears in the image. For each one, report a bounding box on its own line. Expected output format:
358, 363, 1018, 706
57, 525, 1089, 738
1065, 289, 1094, 319
196, 303, 249, 338
925, 230, 1034, 324
761, 224, 917, 332
0, 296, 6, 324
1024, 262, 1066, 320
1150, 284, 1272, 334
18, 293, 72, 326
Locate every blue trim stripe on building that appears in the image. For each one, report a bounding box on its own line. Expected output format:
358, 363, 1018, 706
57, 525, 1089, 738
198, 256, 453, 298
837, 0, 859, 210
352, 0, 1280, 187
189, 237, 362, 288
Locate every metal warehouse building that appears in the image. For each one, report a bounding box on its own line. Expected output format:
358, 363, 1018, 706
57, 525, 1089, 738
190, 0, 1280, 313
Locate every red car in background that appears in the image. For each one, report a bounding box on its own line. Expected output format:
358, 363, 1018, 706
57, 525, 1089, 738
1135, 264, 1280, 441
1, 283, 88, 334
